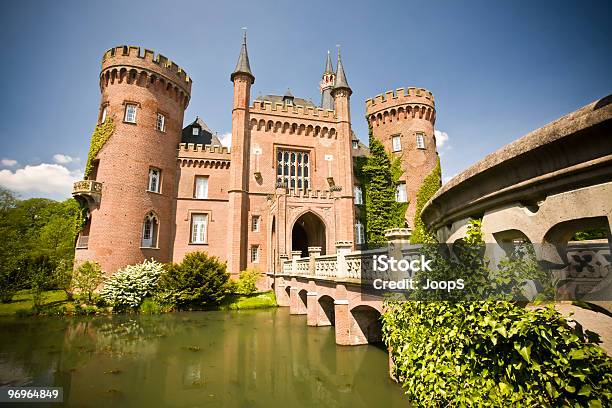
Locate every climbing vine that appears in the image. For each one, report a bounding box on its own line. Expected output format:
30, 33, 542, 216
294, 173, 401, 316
410, 157, 441, 244
357, 120, 406, 245
84, 118, 114, 178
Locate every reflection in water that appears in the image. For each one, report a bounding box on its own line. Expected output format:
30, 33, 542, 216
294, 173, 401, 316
0, 308, 408, 407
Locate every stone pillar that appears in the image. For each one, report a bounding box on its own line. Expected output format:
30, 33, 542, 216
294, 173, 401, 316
335, 241, 353, 279
289, 286, 301, 315
334, 299, 350, 345
385, 228, 413, 281
291, 250, 302, 275
275, 276, 290, 307
306, 291, 318, 326
279, 253, 289, 275
308, 246, 321, 276
316, 299, 333, 326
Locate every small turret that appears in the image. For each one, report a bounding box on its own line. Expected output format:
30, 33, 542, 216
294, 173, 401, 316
320, 51, 335, 110
231, 32, 255, 84
333, 49, 351, 96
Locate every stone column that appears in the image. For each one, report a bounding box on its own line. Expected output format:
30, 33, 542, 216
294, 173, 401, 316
289, 286, 301, 315
334, 299, 351, 345
306, 291, 318, 326
335, 241, 353, 279
308, 246, 322, 277
385, 228, 413, 281
291, 250, 302, 276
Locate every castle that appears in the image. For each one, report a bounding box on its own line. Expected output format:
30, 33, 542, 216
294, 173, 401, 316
72, 36, 439, 276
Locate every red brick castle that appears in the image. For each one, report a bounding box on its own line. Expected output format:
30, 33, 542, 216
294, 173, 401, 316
73, 36, 439, 276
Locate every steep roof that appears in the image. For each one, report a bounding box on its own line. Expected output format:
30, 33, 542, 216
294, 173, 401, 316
231, 33, 254, 84
334, 50, 351, 93
181, 117, 219, 145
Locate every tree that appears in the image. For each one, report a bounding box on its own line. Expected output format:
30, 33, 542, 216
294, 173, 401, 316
410, 157, 441, 244
72, 261, 103, 303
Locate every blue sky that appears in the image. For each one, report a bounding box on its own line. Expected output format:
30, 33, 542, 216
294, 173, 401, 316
0, 0, 610, 200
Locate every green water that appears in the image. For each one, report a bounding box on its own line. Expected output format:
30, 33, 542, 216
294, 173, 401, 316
0, 308, 408, 407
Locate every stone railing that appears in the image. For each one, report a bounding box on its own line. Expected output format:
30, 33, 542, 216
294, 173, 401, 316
72, 180, 103, 205
314, 254, 338, 278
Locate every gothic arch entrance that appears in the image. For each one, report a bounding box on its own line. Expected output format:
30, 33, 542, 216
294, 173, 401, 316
291, 212, 326, 257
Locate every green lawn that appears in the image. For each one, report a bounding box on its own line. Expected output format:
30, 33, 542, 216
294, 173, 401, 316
0, 290, 68, 316
220, 291, 277, 310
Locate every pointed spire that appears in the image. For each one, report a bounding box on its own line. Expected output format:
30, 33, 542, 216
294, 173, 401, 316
323, 50, 334, 74
231, 31, 255, 84
334, 48, 351, 94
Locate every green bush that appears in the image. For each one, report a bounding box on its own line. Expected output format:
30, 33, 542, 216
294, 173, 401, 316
383, 300, 612, 407
139, 298, 171, 314
233, 268, 261, 295
100, 259, 163, 310
0, 269, 23, 303
72, 261, 103, 304
156, 252, 229, 310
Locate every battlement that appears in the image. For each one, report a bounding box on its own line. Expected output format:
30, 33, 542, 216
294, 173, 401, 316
178, 143, 231, 155
101, 45, 192, 94
365, 87, 434, 115
251, 100, 336, 122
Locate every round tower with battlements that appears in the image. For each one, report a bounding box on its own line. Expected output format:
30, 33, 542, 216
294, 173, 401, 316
365, 87, 438, 228
73, 45, 191, 274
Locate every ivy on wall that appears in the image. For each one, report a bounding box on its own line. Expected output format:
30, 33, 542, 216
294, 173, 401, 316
356, 121, 406, 245
410, 157, 441, 244
84, 119, 115, 178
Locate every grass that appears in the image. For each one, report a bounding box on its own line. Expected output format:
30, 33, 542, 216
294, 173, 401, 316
0, 290, 68, 316
220, 291, 277, 311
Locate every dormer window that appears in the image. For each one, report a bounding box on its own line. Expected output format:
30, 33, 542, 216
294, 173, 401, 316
352, 141, 358, 149
192, 127, 199, 136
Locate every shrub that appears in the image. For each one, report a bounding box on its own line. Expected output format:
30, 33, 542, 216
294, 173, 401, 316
156, 252, 229, 309
100, 259, 163, 310
0, 269, 23, 303
72, 261, 103, 303
53, 259, 74, 300
383, 300, 612, 407
139, 298, 171, 314
234, 268, 261, 295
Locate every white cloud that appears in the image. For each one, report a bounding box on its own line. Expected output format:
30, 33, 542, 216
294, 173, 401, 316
218, 132, 232, 148
1, 158, 17, 167
53, 154, 78, 164
0, 163, 83, 200
434, 130, 449, 148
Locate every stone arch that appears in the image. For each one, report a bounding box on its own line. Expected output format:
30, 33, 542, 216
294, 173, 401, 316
317, 295, 335, 326
322, 126, 329, 137
298, 124, 305, 135
291, 210, 328, 257
390, 108, 396, 121
298, 289, 308, 313
291, 123, 297, 134
258, 119, 265, 130
350, 305, 383, 344
306, 125, 313, 136
274, 121, 282, 132
314, 126, 321, 137
267, 120, 274, 131
250, 118, 257, 130
383, 111, 388, 124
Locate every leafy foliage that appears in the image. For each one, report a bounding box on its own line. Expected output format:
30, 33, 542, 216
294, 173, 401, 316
85, 118, 114, 178
571, 228, 608, 241
156, 252, 229, 309
230, 268, 261, 295
410, 157, 441, 244
100, 259, 164, 310
72, 261, 103, 303
357, 121, 406, 244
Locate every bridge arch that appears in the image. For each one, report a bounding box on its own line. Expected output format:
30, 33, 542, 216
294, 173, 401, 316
317, 295, 335, 326
350, 305, 383, 344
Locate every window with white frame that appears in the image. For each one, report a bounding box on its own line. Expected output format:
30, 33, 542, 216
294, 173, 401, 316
141, 212, 158, 248
194, 176, 208, 199
355, 221, 365, 245
354, 186, 363, 205
392, 135, 401, 152
276, 149, 310, 191
252, 215, 260, 232
156, 113, 166, 132
352, 140, 358, 149
148, 168, 161, 193
100, 106, 108, 123
416, 132, 426, 149
191, 214, 208, 244
251, 245, 259, 263
124, 104, 137, 123
396, 182, 407, 202
192, 127, 199, 135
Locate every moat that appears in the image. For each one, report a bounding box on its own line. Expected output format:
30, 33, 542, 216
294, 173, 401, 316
0, 308, 408, 407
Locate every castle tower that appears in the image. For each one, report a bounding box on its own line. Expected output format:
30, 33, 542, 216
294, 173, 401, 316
227, 33, 254, 275
73, 45, 191, 274
365, 87, 438, 227
331, 50, 356, 245
320, 51, 335, 110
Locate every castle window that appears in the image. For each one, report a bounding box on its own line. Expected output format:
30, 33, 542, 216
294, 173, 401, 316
355, 221, 365, 245
124, 104, 137, 123
148, 167, 161, 193
396, 182, 407, 202
194, 176, 208, 199
416, 133, 426, 149
192, 127, 199, 136
100, 106, 108, 123
190, 213, 208, 244
156, 113, 166, 132
352, 141, 358, 149
141, 212, 158, 248
251, 245, 260, 263
276, 149, 310, 191
354, 186, 363, 205
252, 215, 260, 232
392, 135, 401, 152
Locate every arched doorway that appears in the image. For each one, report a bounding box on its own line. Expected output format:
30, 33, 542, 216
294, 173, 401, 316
292, 212, 326, 257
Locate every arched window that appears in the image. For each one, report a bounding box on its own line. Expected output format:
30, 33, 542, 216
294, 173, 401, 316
354, 186, 363, 205
141, 212, 159, 248
355, 221, 365, 245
